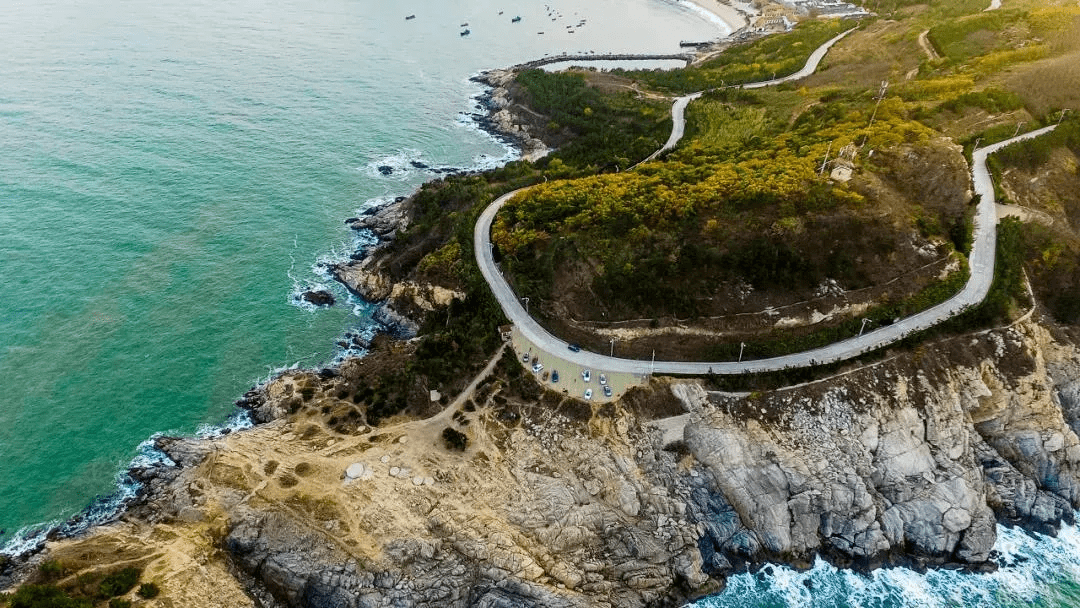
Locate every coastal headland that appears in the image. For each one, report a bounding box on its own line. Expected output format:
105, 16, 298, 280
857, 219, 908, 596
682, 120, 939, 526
5, 0, 1080, 606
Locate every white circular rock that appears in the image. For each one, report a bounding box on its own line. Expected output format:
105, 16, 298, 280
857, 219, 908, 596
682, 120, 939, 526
346, 463, 366, 479
398, 435, 410, 444
380, 455, 390, 464
390, 466, 401, 477
412, 476, 423, 486
424, 477, 434, 486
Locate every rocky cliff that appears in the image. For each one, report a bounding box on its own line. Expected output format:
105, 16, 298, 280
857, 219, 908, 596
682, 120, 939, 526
12, 314, 1080, 608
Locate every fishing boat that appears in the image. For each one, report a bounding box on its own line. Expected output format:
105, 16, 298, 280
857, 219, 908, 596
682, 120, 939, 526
512, 15, 522, 22
405, 14, 415, 20
460, 28, 470, 36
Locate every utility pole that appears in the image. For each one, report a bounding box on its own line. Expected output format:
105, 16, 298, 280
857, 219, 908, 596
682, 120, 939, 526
819, 141, 832, 175
609, 338, 615, 357
859, 318, 871, 336
738, 342, 746, 363
973, 137, 981, 152
651, 350, 655, 376
867, 80, 889, 131
522, 296, 529, 314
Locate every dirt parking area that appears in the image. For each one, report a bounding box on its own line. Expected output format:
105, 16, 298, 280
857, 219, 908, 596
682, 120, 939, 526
509, 327, 648, 403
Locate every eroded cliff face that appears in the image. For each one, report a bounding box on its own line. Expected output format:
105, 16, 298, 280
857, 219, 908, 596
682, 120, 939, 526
12, 318, 1080, 608
685, 320, 1080, 573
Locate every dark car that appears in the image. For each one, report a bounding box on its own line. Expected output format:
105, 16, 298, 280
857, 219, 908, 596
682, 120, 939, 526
551, 370, 560, 383
568, 343, 581, 352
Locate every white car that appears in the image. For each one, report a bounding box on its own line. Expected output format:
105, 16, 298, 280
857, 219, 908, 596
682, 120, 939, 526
532, 362, 543, 373
582, 369, 591, 382
584, 388, 593, 400
599, 374, 607, 385
522, 352, 530, 362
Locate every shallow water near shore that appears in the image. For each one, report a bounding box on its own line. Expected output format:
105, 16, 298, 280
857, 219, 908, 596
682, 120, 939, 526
0, 0, 720, 552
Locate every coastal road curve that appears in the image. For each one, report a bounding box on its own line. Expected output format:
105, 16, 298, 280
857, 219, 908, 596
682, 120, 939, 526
476, 127, 1057, 376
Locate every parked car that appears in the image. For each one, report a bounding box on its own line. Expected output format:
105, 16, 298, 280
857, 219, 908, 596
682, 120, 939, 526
522, 352, 530, 362
551, 370, 559, 383
599, 374, 607, 385
584, 388, 593, 400
568, 343, 581, 352
603, 385, 612, 398
532, 362, 543, 373
582, 369, 591, 382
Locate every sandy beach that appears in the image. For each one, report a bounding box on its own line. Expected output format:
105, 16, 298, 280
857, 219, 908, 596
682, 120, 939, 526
682, 0, 749, 34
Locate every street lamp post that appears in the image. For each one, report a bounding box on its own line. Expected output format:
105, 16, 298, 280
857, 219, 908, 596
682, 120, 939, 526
738, 342, 746, 363
1060, 109, 1071, 125
522, 296, 529, 314
859, 318, 871, 336
1013, 122, 1025, 138
609, 338, 615, 357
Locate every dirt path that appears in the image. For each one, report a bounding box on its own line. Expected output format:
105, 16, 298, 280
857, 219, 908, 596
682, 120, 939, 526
997, 203, 1053, 225
918, 30, 940, 61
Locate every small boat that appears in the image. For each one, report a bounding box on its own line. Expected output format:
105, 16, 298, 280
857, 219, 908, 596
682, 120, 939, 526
405, 14, 415, 20
512, 15, 522, 22
460, 29, 470, 36
460, 22, 468, 26
498, 11, 504, 15
538, 31, 544, 34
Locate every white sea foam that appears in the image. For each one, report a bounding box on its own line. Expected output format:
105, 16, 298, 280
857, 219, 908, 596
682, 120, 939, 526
195, 409, 254, 439
693, 518, 1080, 608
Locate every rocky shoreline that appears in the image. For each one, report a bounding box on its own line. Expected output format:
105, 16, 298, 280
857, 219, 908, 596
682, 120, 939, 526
7, 304, 1080, 607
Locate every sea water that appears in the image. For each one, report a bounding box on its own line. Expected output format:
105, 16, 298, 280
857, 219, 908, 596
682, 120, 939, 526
0, 0, 720, 551
694, 521, 1080, 608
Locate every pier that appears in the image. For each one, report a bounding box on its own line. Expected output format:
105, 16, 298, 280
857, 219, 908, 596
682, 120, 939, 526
514, 52, 696, 70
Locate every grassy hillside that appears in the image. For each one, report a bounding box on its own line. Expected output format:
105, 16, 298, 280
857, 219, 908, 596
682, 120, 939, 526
490, 0, 1080, 360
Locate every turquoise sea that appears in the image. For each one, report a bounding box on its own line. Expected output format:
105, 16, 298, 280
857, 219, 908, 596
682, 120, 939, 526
0, 0, 721, 552
2, 0, 1079, 605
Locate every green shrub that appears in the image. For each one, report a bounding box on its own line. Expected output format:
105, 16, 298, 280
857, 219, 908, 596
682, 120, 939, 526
108, 599, 131, 608
37, 561, 64, 580
940, 88, 1024, 114
136, 583, 160, 599
442, 427, 468, 451
9, 584, 91, 608
97, 567, 140, 599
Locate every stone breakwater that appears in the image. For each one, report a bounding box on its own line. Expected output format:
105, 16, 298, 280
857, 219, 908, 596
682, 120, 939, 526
22, 314, 1080, 608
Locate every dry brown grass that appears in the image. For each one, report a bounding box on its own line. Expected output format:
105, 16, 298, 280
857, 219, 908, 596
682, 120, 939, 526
1002, 51, 1080, 115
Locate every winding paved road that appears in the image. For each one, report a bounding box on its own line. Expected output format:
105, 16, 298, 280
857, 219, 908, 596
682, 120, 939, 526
474, 32, 1058, 375
638, 28, 855, 165
741, 27, 855, 88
